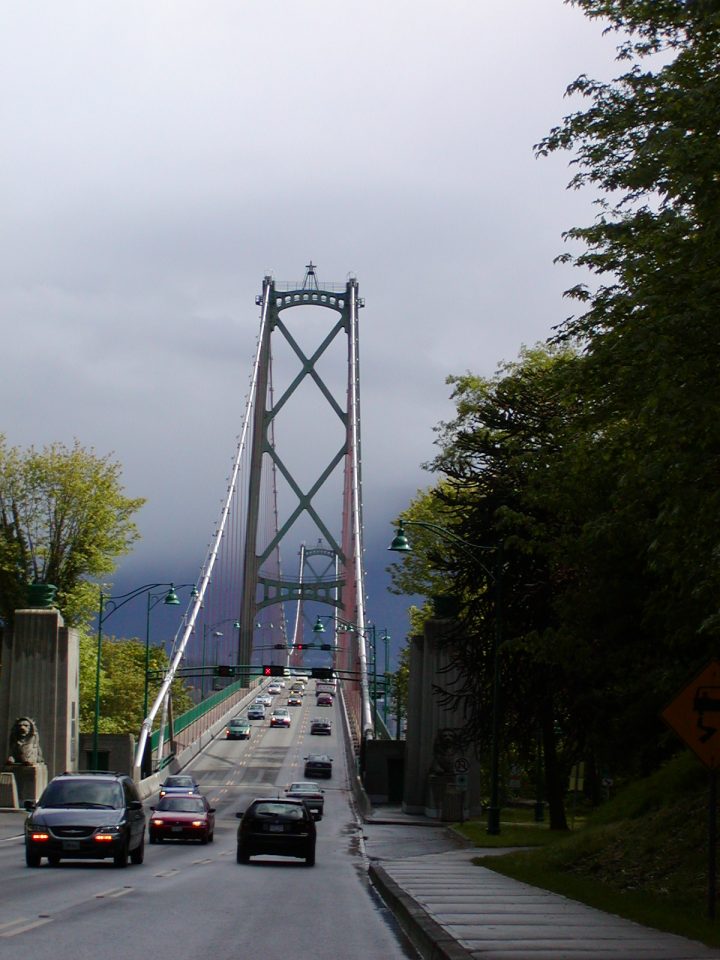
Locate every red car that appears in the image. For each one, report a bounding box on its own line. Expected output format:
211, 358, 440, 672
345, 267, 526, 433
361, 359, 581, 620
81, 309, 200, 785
149, 795, 215, 844
316, 693, 333, 707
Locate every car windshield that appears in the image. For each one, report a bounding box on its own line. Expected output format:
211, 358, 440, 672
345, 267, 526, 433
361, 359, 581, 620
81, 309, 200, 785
41, 779, 123, 808
157, 797, 205, 812
288, 783, 318, 792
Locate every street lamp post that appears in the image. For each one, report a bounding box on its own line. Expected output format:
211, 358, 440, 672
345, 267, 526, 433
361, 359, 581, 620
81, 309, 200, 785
381, 628, 391, 725
144, 583, 199, 718
389, 518, 504, 835
94, 582, 181, 771
313, 614, 381, 735
201, 619, 240, 697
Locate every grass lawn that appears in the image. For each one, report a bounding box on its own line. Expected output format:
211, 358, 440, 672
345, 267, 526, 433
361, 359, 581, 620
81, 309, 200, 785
452, 754, 720, 948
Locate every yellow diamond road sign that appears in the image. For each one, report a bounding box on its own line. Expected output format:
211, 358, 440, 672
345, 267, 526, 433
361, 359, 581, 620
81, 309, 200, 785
662, 661, 720, 769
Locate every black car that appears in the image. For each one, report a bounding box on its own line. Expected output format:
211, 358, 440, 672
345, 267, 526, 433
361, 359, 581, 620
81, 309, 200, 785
236, 797, 316, 865
303, 753, 333, 779
310, 717, 332, 736
284, 781, 325, 820
24, 771, 146, 868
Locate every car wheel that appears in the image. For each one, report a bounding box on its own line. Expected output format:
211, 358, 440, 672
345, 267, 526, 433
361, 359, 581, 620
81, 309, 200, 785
237, 844, 250, 864
208, 831, 214, 843
48, 854, 61, 867
113, 841, 129, 868
25, 847, 41, 868
130, 836, 145, 865
149, 832, 157, 845
200, 833, 208, 845
305, 845, 316, 867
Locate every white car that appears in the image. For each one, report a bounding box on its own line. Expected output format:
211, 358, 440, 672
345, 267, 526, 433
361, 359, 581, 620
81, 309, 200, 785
270, 708, 292, 728
255, 694, 272, 706
267, 684, 282, 695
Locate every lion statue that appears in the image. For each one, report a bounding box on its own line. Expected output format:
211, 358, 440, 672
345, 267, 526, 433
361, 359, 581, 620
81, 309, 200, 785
429, 727, 459, 777
7, 717, 43, 765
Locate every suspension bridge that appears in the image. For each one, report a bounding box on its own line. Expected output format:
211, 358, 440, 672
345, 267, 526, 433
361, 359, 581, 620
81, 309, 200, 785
132, 264, 375, 779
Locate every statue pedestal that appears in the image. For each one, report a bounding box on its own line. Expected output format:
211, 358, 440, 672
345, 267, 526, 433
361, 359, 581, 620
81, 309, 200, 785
2, 763, 47, 807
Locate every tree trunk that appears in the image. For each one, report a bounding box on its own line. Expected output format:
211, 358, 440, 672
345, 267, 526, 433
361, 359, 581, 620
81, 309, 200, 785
542, 710, 568, 830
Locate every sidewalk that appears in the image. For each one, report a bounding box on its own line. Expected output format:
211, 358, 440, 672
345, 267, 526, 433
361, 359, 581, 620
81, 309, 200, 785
365, 808, 720, 960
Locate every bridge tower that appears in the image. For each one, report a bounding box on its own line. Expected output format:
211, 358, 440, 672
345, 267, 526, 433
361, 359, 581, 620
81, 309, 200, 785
238, 265, 372, 736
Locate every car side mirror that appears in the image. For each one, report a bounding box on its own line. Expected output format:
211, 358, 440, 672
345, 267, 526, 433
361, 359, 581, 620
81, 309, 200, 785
23, 799, 36, 811
150, 806, 156, 811
208, 807, 216, 814
235, 811, 243, 819
128, 800, 143, 811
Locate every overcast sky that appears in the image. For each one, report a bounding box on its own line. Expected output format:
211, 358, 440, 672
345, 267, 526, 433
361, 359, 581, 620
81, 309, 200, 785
1, 1, 619, 659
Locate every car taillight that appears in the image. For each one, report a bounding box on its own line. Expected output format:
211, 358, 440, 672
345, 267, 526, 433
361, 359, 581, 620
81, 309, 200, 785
95, 834, 115, 842
30, 832, 49, 841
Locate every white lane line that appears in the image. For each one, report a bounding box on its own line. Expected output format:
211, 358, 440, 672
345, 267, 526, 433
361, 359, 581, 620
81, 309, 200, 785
0, 918, 30, 932
153, 868, 180, 878
107, 887, 133, 899
95, 886, 132, 899
1, 917, 54, 937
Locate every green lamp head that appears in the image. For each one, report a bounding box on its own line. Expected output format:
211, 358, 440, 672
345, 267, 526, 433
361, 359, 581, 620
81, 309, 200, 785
388, 521, 411, 553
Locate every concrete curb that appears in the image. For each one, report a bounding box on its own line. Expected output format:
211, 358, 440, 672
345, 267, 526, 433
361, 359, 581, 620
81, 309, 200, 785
368, 861, 473, 960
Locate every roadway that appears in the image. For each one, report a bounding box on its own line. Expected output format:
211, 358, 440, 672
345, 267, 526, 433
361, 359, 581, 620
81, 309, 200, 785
0, 681, 417, 960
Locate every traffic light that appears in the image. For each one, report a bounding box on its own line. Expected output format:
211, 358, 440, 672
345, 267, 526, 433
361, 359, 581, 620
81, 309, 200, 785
215, 665, 234, 677
311, 667, 334, 680
263, 665, 285, 677
320, 644, 332, 652
296, 644, 304, 651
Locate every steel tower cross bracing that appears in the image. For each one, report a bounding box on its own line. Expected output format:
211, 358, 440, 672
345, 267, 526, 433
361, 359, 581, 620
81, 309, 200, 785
237, 268, 373, 738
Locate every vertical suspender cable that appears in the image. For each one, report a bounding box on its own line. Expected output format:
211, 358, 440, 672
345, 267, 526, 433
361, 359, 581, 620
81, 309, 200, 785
133, 284, 272, 779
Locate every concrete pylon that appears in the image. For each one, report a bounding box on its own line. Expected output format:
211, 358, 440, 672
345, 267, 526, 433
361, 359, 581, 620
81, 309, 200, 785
0, 608, 79, 787
402, 614, 482, 819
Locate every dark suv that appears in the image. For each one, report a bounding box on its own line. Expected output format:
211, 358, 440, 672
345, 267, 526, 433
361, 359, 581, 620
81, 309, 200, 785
24, 771, 146, 868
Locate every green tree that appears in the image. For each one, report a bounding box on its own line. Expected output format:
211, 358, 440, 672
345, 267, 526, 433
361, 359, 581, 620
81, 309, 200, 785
0, 437, 145, 625
79, 633, 194, 734
536, 1, 720, 692
390, 347, 584, 828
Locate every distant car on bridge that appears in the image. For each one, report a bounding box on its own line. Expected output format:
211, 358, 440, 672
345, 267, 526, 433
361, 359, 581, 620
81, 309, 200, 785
310, 717, 332, 735
159, 775, 200, 798
226, 718, 252, 739
284, 781, 325, 820
270, 708, 291, 728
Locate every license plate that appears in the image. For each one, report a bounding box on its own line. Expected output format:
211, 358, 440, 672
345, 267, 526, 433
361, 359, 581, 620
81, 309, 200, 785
171, 826, 183, 832
268, 824, 285, 833
62, 840, 80, 850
